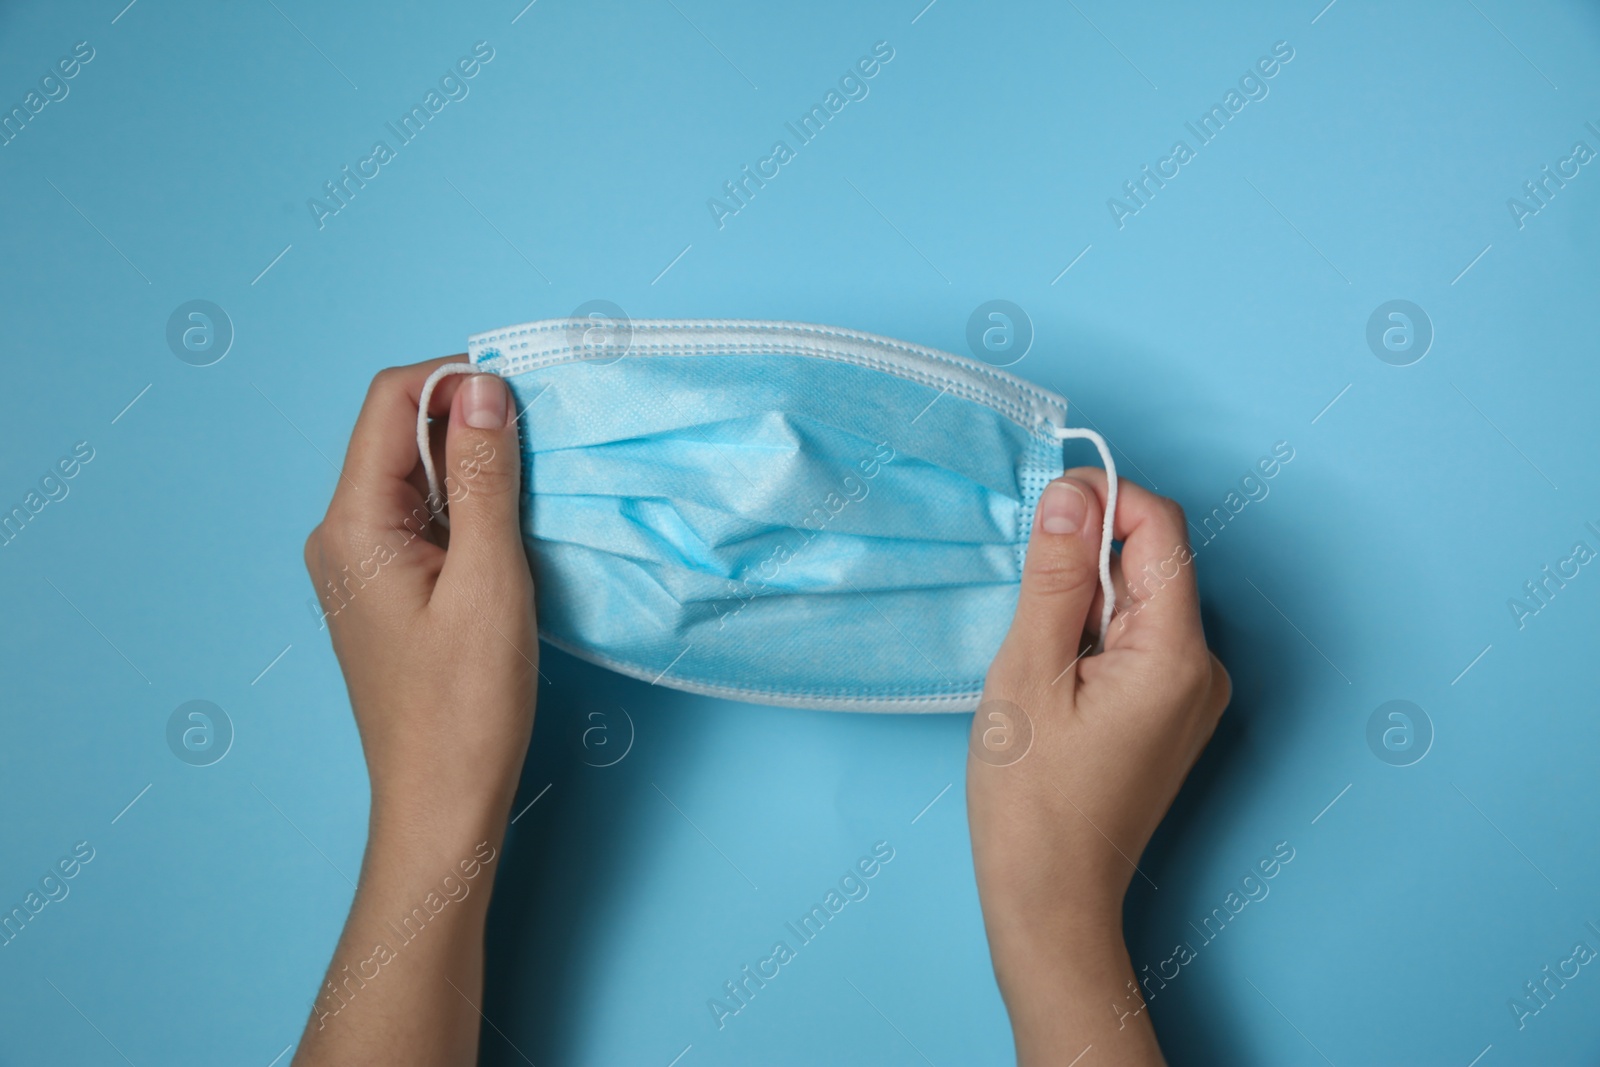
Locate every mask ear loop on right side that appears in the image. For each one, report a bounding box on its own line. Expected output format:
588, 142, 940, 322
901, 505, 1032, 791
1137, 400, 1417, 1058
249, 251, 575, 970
1050, 426, 1119, 649
416, 361, 483, 529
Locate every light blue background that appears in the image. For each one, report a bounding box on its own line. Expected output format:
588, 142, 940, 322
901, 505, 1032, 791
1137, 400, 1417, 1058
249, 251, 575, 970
2, 1, 1598, 1064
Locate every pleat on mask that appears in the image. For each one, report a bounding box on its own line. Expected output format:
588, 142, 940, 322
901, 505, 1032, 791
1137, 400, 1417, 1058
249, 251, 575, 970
418, 320, 1117, 712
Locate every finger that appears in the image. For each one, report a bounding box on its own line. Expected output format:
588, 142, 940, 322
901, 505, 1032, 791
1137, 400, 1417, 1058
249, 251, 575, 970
1206, 652, 1233, 716
995, 475, 1106, 687
331, 355, 467, 531
402, 415, 451, 546
1079, 551, 1129, 647
436, 374, 529, 592
1058, 467, 1204, 653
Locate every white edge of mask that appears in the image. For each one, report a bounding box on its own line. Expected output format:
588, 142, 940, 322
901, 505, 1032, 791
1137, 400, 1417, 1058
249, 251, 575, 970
466, 318, 1071, 437
538, 630, 983, 713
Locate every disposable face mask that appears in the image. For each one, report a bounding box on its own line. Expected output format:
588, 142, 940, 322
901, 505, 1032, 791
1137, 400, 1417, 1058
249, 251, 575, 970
417, 320, 1117, 712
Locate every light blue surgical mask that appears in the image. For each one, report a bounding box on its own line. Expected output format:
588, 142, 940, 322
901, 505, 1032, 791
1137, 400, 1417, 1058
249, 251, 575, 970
418, 320, 1116, 712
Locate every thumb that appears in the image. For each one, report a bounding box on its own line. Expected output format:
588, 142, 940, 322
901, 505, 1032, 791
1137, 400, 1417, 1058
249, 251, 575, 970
998, 476, 1104, 687
438, 373, 527, 584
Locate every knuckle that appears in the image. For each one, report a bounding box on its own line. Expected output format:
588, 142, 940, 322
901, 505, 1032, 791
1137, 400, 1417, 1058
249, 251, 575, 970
316, 519, 375, 568
1175, 653, 1210, 697
312, 507, 350, 544
448, 455, 517, 501
1023, 543, 1099, 600
369, 365, 407, 395
1165, 648, 1216, 712
302, 525, 323, 575
363, 366, 411, 409
1209, 655, 1233, 715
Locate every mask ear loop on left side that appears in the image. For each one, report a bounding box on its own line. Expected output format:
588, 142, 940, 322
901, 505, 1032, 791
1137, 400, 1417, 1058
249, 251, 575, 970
1050, 426, 1119, 649
416, 361, 485, 529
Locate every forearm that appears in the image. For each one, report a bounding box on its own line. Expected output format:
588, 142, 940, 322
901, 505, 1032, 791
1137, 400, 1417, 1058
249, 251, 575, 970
293, 803, 509, 1067
296, 362, 536, 1065
984, 900, 1166, 1067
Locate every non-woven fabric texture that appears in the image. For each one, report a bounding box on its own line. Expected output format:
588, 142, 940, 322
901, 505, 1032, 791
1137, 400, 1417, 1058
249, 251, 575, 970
417, 320, 1116, 712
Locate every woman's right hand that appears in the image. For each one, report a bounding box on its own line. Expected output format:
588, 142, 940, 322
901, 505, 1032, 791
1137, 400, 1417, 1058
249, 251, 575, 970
968, 469, 1230, 1066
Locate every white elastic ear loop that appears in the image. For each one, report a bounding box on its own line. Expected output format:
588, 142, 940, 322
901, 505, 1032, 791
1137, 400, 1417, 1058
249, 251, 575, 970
1050, 426, 1119, 648
416, 361, 484, 528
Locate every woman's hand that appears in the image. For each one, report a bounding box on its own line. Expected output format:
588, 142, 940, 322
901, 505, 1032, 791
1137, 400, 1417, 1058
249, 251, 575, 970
304, 357, 537, 835
294, 357, 537, 1066
968, 469, 1230, 1066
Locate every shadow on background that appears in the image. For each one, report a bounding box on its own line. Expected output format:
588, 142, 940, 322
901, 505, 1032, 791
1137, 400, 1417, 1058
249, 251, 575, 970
1044, 324, 1342, 1066
480, 644, 714, 1066
1126, 483, 1364, 1067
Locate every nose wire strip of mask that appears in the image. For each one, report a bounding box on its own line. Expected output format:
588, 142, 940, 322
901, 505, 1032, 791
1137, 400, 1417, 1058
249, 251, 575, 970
417, 361, 486, 527
1051, 427, 1119, 646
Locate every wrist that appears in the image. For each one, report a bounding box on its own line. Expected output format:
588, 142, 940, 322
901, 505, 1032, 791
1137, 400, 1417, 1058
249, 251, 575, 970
369, 748, 522, 829
978, 869, 1125, 958
354, 809, 506, 928
366, 785, 511, 870
987, 905, 1128, 996
994, 931, 1164, 1067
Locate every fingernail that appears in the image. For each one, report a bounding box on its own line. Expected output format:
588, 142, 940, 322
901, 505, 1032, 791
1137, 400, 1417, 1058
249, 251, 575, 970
461, 374, 508, 429
1038, 480, 1087, 535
